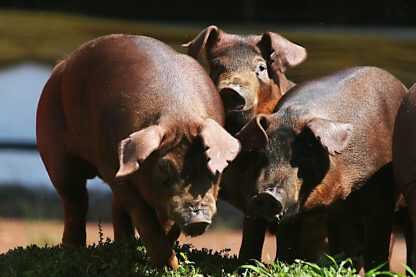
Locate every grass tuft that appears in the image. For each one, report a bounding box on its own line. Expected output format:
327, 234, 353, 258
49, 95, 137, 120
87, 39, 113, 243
0, 237, 408, 277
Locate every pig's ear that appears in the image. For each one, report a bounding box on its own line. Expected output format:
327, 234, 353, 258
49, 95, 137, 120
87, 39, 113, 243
182, 25, 222, 59
236, 114, 270, 151
116, 125, 165, 178
306, 118, 353, 155
258, 32, 307, 72
199, 118, 241, 175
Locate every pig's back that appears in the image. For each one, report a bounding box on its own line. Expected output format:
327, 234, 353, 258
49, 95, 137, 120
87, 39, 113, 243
61, 34, 221, 125
55, 35, 222, 167
277, 66, 406, 184
277, 67, 405, 125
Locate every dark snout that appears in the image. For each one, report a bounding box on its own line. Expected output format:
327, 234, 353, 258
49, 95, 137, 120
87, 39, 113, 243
249, 188, 287, 222
219, 87, 246, 111
181, 206, 212, 237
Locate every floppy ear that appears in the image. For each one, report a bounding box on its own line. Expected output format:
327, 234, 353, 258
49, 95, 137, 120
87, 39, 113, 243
199, 118, 241, 175
258, 32, 307, 73
409, 82, 416, 93
306, 118, 353, 155
116, 125, 165, 178
182, 25, 221, 59
236, 114, 271, 151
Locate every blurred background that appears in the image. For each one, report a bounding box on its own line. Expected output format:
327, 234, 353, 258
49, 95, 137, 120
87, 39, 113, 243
0, 0, 414, 270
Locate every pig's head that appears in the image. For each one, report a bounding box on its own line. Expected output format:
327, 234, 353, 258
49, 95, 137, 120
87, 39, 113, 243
236, 112, 352, 223
115, 118, 240, 236
183, 26, 307, 134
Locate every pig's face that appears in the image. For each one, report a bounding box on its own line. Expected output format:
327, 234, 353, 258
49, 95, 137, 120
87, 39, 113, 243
236, 113, 352, 223
209, 44, 277, 134
116, 119, 240, 236
183, 26, 307, 134
152, 141, 220, 236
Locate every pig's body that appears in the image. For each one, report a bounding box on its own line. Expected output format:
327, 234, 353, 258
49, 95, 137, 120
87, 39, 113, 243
184, 26, 316, 263
393, 84, 416, 270
236, 66, 407, 269
276, 67, 401, 206
36, 34, 240, 269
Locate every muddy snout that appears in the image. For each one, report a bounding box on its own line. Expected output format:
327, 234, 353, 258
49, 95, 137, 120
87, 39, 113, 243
180, 204, 212, 237
249, 187, 287, 222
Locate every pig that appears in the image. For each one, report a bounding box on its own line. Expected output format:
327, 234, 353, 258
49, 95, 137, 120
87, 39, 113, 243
36, 34, 240, 269
393, 83, 416, 270
183, 25, 307, 134
235, 66, 407, 270
184, 25, 316, 263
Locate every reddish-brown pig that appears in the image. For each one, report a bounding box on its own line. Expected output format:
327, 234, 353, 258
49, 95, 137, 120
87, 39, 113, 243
184, 25, 315, 263
393, 83, 416, 270
183, 25, 307, 134
36, 34, 240, 269
236, 67, 406, 270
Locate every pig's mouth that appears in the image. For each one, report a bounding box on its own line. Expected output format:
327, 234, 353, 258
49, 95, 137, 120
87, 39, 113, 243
225, 108, 254, 134
181, 219, 211, 237
226, 104, 253, 113
247, 189, 288, 223
173, 207, 213, 237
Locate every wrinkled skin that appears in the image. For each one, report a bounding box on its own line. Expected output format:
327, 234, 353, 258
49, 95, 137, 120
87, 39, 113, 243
36, 35, 240, 269
236, 67, 407, 270
393, 83, 416, 271
184, 26, 317, 263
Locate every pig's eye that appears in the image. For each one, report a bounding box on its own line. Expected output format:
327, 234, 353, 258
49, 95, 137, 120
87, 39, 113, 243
156, 158, 179, 186
258, 64, 267, 72
256, 63, 269, 81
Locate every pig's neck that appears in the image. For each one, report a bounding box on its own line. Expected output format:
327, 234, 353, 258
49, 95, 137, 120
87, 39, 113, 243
274, 71, 295, 95
302, 159, 352, 210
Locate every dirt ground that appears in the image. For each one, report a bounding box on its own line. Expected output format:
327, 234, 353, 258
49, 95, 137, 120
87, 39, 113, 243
0, 218, 406, 274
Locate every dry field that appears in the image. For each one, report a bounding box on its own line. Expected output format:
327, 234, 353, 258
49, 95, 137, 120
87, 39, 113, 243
0, 217, 406, 274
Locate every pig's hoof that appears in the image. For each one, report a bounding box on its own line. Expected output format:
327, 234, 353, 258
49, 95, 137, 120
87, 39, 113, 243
168, 254, 179, 270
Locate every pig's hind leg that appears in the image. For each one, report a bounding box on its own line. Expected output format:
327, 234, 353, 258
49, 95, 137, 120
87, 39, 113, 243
42, 153, 95, 247
404, 187, 416, 271
361, 165, 395, 271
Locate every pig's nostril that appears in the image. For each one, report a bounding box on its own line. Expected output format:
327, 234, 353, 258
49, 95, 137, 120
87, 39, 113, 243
190, 207, 201, 215
220, 88, 246, 111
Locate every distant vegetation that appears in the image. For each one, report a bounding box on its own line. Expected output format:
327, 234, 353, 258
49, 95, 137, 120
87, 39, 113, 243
0, 185, 111, 221
0, 10, 415, 87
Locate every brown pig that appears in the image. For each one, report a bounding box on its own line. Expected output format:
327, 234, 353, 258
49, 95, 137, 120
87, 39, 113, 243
235, 66, 406, 270
36, 34, 240, 269
183, 25, 307, 134
393, 83, 416, 270
184, 25, 313, 263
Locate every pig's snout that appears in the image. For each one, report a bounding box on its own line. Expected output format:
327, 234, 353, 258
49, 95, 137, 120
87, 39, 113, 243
250, 188, 287, 222
219, 86, 247, 111
181, 205, 212, 237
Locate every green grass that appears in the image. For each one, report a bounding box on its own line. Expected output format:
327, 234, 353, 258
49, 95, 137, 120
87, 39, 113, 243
0, 10, 415, 86
0, 235, 407, 277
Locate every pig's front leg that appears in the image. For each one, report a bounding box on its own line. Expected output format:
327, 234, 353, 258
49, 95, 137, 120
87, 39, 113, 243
157, 212, 181, 246
112, 194, 135, 241
239, 216, 267, 263
112, 184, 179, 269
129, 198, 179, 269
